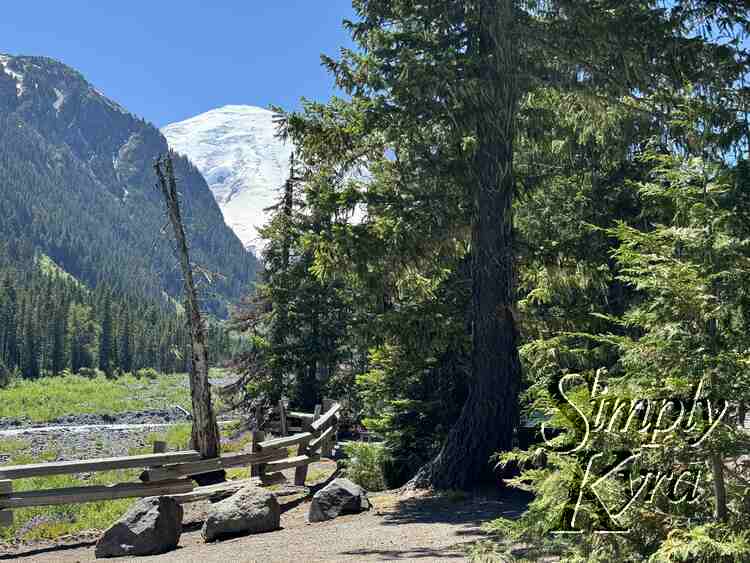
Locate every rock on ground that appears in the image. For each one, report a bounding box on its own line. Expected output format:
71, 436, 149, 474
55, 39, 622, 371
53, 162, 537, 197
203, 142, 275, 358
95, 496, 182, 558
202, 485, 280, 542
308, 478, 371, 522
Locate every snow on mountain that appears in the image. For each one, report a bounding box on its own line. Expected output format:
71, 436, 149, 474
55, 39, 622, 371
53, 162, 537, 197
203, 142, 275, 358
0, 54, 25, 96
162, 105, 293, 252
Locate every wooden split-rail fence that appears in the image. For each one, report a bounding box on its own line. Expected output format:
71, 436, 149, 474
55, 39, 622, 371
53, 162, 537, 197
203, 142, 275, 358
0, 400, 341, 528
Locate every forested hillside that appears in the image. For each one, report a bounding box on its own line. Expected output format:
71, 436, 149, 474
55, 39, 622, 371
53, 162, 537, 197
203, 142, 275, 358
0, 240, 242, 381
0, 54, 257, 317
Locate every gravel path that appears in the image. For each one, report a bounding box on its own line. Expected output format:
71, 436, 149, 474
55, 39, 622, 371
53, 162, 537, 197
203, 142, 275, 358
1, 491, 528, 563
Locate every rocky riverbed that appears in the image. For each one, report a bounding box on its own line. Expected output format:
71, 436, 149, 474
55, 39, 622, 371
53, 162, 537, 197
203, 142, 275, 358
0, 407, 191, 433
0, 409, 190, 464
0, 408, 243, 465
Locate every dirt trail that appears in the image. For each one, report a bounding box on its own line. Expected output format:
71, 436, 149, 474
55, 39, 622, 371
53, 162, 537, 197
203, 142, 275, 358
1, 491, 528, 563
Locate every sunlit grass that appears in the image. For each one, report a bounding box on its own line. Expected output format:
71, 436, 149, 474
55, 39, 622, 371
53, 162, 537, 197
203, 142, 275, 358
135, 423, 194, 453
0, 437, 29, 457
0, 426, 259, 542
0, 367, 308, 543
305, 467, 329, 483
0, 373, 191, 422
0, 443, 138, 542
0, 367, 237, 423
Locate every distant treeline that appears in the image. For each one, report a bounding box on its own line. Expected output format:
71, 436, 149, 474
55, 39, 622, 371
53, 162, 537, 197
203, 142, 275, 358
0, 240, 244, 382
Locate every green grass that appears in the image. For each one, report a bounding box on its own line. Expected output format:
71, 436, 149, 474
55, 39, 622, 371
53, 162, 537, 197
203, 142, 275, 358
0, 437, 29, 457
0, 373, 191, 422
137, 423, 194, 453
305, 467, 329, 483
3, 472, 138, 541
0, 425, 259, 542
132, 423, 254, 455
0, 369, 249, 542
0, 440, 138, 542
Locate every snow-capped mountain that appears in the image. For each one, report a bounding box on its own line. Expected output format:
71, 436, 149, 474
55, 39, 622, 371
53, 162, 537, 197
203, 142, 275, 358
162, 105, 293, 252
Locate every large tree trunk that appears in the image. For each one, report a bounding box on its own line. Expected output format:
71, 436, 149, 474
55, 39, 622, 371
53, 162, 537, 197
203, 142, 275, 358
155, 155, 224, 485
410, 0, 521, 490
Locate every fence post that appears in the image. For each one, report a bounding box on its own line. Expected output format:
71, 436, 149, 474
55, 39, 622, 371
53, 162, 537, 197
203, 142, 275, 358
250, 431, 266, 480
278, 400, 288, 437
139, 440, 169, 482
0, 480, 12, 528
294, 405, 321, 486
321, 398, 335, 458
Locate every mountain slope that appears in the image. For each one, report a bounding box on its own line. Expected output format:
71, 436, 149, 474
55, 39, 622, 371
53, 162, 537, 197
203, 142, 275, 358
162, 105, 294, 251
0, 54, 257, 315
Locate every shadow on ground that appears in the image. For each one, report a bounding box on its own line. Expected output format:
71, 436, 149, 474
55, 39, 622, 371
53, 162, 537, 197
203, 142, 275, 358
0, 468, 343, 561
341, 487, 531, 560
340, 546, 468, 560
0, 540, 97, 561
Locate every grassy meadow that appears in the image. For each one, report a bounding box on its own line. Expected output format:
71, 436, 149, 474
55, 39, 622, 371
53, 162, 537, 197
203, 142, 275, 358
0, 369, 245, 541
0, 368, 235, 423
0, 373, 190, 423
0, 421, 263, 542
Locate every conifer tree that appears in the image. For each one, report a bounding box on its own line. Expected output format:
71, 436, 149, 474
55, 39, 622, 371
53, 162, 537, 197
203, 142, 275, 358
0, 277, 18, 369
22, 300, 39, 379
276, 0, 750, 490
98, 292, 113, 376
119, 307, 132, 374
51, 305, 67, 375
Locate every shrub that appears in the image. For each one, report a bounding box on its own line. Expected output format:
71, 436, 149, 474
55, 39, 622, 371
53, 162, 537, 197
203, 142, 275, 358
135, 367, 159, 380
341, 442, 388, 492
0, 360, 14, 389
77, 367, 101, 379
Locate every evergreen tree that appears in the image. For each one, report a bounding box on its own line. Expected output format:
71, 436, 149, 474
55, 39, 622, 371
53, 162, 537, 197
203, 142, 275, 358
51, 305, 67, 375
21, 298, 39, 379
233, 152, 352, 412
0, 276, 18, 370
98, 292, 113, 376
258, 0, 750, 492
119, 307, 132, 374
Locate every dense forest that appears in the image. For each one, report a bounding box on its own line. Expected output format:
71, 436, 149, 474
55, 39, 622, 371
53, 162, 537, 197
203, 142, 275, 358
230, 1, 750, 560
0, 240, 241, 383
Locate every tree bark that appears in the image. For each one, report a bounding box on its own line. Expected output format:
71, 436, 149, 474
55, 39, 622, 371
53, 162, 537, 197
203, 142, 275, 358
154, 155, 224, 485
410, 0, 522, 490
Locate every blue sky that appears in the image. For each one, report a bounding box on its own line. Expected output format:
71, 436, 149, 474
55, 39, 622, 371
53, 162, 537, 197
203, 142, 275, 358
0, 1, 356, 126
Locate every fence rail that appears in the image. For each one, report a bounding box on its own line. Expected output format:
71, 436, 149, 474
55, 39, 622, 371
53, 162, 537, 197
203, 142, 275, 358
0, 400, 341, 528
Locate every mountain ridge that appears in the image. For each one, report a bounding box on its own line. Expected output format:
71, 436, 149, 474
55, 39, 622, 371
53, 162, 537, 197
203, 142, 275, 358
0, 53, 257, 316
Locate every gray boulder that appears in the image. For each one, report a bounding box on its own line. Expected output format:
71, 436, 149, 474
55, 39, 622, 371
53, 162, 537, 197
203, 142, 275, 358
308, 478, 371, 522
202, 486, 280, 542
95, 496, 182, 558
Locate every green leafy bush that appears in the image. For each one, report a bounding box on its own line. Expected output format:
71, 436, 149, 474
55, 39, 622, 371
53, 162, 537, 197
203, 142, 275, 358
0, 360, 14, 388
76, 367, 101, 379
341, 442, 389, 492
135, 367, 159, 380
